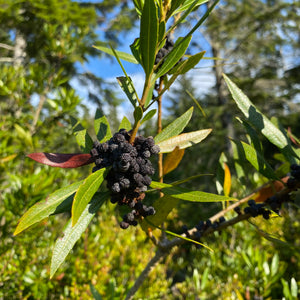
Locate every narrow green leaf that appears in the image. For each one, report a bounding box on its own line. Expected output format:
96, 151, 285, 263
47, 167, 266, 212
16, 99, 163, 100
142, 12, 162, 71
94, 109, 112, 143
140, 0, 158, 77
133, 106, 143, 124
231, 139, 278, 180
117, 76, 138, 108
157, 129, 212, 153
216, 152, 228, 195
70, 116, 93, 153
90, 284, 103, 300
186, 89, 206, 117
144, 79, 156, 108
130, 38, 142, 65
154, 107, 193, 143
159, 52, 205, 96
50, 191, 109, 278
158, 21, 166, 43
14, 181, 82, 235
150, 181, 235, 202
271, 253, 279, 277
93, 45, 138, 64
118, 116, 132, 131
72, 168, 108, 226
172, 0, 209, 16
223, 74, 298, 162
154, 36, 192, 80
281, 279, 291, 299
141, 109, 157, 125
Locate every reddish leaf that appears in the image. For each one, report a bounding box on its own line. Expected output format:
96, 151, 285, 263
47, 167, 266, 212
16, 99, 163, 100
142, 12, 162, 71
27, 153, 94, 168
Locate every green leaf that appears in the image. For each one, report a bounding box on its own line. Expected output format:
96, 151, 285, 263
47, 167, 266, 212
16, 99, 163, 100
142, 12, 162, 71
93, 45, 138, 64
154, 107, 193, 143
14, 181, 83, 235
117, 76, 138, 108
72, 168, 108, 226
70, 116, 93, 153
158, 21, 166, 43
159, 52, 205, 96
140, 0, 158, 78
50, 191, 109, 278
94, 109, 112, 143
154, 36, 192, 80
141, 195, 179, 231
150, 181, 235, 202
144, 79, 156, 108
90, 284, 103, 300
133, 106, 143, 124
141, 109, 157, 125
14, 124, 33, 148
271, 253, 279, 277
223, 74, 298, 163
157, 129, 211, 153
118, 116, 132, 131
172, 0, 209, 16
130, 38, 142, 65
230, 139, 278, 180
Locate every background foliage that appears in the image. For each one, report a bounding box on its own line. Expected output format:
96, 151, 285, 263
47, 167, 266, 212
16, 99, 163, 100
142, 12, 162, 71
0, 0, 299, 299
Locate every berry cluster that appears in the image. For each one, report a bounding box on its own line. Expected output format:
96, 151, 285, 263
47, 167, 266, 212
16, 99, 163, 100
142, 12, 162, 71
155, 34, 174, 65
90, 129, 160, 229
244, 199, 271, 220
290, 164, 300, 180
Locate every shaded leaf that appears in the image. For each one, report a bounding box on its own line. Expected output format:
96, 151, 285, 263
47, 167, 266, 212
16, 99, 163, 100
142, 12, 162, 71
70, 116, 93, 153
27, 153, 94, 168
150, 181, 235, 202
154, 36, 192, 80
141, 195, 179, 231
163, 147, 185, 175
140, 0, 158, 78
154, 107, 193, 143
93, 45, 138, 64
94, 109, 112, 143
90, 284, 103, 300
231, 139, 278, 180
216, 152, 228, 195
72, 168, 108, 226
14, 181, 83, 235
223, 74, 298, 163
141, 109, 157, 125
117, 76, 138, 108
50, 191, 109, 278
157, 129, 212, 153
118, 116, 132, 131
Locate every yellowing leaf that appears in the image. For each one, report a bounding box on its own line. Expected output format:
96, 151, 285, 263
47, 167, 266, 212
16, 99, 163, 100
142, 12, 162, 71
223, 163, 231, 197
163, 147, 185, 175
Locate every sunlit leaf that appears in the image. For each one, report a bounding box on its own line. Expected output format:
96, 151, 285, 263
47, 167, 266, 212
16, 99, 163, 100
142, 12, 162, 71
117, 76, 138, 108
223, 74, 298, 163
141, 109, 157, 125
223, 163, 231, 197
154, 36, 192, 80
94, 109, 112, 143
50, 191, 109, 278
157, 129, 212, 153
72, 168, 108, 226
93, 45, 138, 64
14, 124, 33, 148
150, 181, 235, 202
231, 139, 278, 180
27, 153, 94, 168
70, 116, 93, 153
163, 147, 185, 175
14, 181, 83, 235
118, 116, 132, 131
154, 107, 193, 143
140, 0, 158, 78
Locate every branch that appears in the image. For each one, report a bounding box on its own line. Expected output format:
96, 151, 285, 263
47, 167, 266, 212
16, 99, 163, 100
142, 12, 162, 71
0, 43, 14, 51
